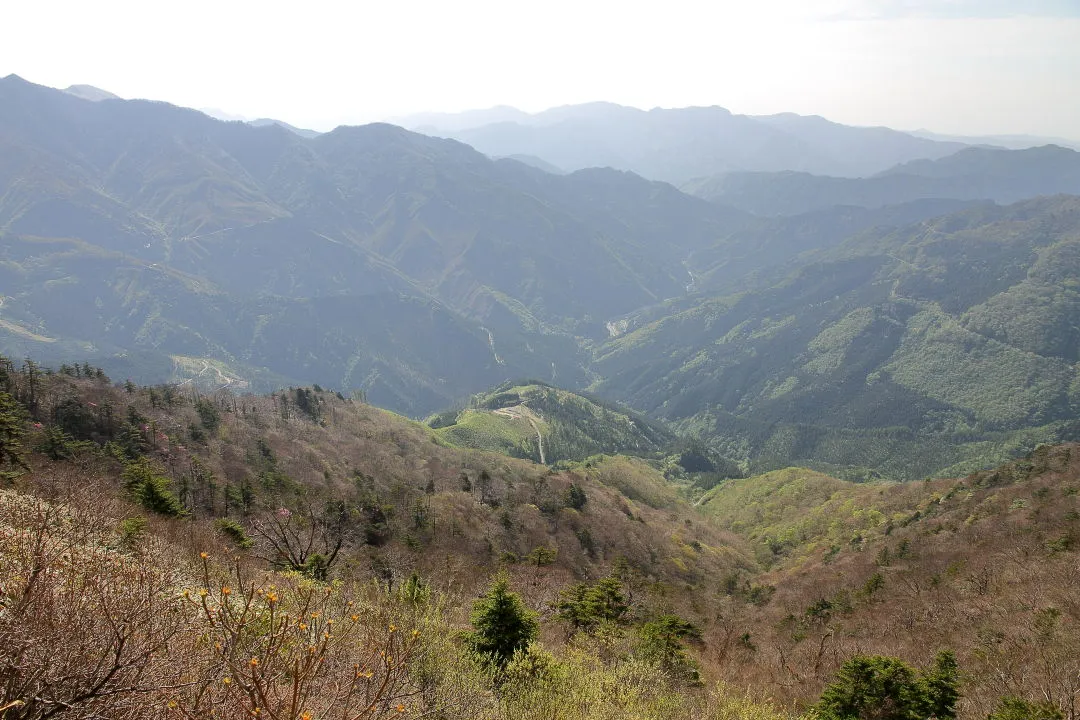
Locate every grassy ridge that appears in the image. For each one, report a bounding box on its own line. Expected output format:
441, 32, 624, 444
430, 382, 675, 464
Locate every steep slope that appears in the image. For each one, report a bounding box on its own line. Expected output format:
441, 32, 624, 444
699, 443, 1080, 718
409, 102, 969, 183
594, 196, 1080, 479
0, 359, 749, 590
3, 358, 1077, 718
685, 145, 1080, 215
0, 75, 745, 415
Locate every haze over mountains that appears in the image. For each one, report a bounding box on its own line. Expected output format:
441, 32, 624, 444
401, 102, 973, 182
4, 72, 1080, 479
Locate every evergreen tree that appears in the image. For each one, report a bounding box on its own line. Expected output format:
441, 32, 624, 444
399, 571, 431, 606
922, 650, 960, 720
564, 482, 587, 510
466, 574, 538, 667
555, 576, 628, 630
122, 458, 186, 517
637, 614, 703, 684
0, 390, 28, 479
815, 651, 960, 720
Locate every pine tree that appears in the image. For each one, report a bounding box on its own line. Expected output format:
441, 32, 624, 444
815, 651, 960, 720
466, 574, 538, 667
122, 458, 186, 517
0, 391, 28, 479
555, 576, 628, 631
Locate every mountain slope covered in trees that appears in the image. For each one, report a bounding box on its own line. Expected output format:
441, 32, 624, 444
0, 359, 1076, 719
0, 75, 744, 414
4, 75, 1080, 481
595, 196, 1080, 478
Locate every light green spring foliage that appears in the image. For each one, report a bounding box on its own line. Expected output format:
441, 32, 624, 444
496, 645, 808, 720
697, 467, 892, 565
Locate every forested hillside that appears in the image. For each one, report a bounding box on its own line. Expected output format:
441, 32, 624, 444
428, 381, 674, 465
595, 196, 1080, 478
0, 359, 1076, 719
0, 75, 743, 413
3, 74, 1080, 481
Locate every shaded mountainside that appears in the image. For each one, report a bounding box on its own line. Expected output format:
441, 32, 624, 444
684, 145, 1080, 216
4, 74, 1080, 481
403, 102, 970, 183
595, 196, 1080, 479
0, 75, 746, 415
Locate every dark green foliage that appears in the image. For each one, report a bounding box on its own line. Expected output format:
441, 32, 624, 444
815, 651, 960, 720
466, 574, 539, 668
293, 387, 322, 422
525, 546, 557, 567
399, 571, 431, 606
215, 517, 254, 549
302, 553, 330, 581
862, 572, 886, 599
988, 697, 1064, 720
52, 397, 98, 441
554, 576, 628, 631
36, 426, 77, 461
194, 398, 221, 433
121, 458, 186, 517
564, 483, 587, 510
0, 391, 29, 479
118, 516, 147, 552
636, 614, 703, 683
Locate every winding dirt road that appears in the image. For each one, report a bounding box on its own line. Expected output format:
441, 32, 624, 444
493, 405, 546, 465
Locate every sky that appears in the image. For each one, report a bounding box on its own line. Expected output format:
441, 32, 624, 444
1, 0, 1078, 139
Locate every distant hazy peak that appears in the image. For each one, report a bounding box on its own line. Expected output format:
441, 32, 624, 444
248, 118, 321, 138
199, 107, 250, 122
910, 128, 1080, 151
62, 84, 121, 102
392, 105, 531, 133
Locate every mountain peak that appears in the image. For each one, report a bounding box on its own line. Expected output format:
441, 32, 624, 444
62, 84, 121, 102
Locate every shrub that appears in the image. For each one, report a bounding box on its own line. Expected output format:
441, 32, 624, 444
989, 696, 1064, 720
214, 517, 254, 549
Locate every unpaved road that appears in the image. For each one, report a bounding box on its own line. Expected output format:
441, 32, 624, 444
493, 405, 546, 464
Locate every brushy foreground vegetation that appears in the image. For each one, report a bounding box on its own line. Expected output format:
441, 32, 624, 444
0, 357, 1077, 719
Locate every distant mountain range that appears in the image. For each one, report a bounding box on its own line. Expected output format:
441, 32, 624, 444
910, 128, 1080, 151
683, 144, 1080, 215
397, 102, 977, 182
0, 75, 741, 413
4, 74, 1080, 478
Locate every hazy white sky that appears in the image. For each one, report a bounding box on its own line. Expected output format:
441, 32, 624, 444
2, 0, 1078, 138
